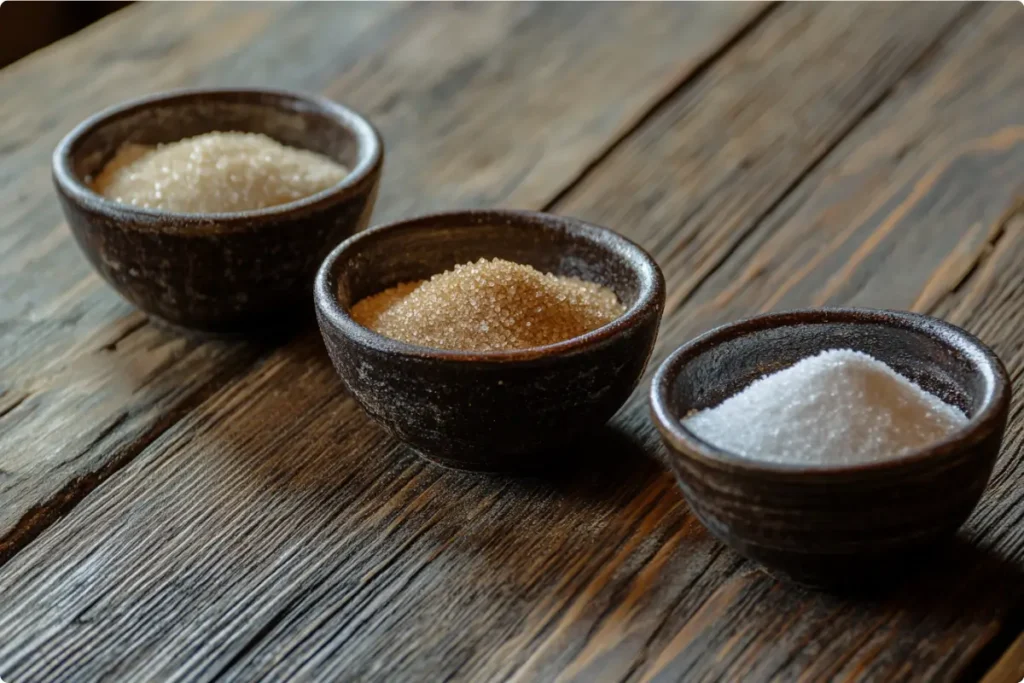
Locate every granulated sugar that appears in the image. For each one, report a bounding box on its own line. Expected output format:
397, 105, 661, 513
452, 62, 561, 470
92, 132, 348, 213
350, 258, 625, 352
682, 349, 968, 464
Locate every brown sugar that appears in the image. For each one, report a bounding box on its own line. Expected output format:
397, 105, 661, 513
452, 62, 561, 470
91, 132, 348, 213
350, 258, 626, 352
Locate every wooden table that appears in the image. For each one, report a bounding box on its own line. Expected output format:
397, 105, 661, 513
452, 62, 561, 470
1, 3, 1022, 681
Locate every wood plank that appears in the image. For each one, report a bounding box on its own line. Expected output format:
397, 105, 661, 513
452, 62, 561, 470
0, 3, 989, 681
981, 628, 1024, 683
0, 1, 766, 560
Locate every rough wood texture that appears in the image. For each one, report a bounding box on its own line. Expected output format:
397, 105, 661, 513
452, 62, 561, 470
0, 0, 766, 559
2, 2, 1022, 682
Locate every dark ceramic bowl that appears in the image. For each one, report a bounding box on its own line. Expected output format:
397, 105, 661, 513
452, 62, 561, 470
651, 308, 1011, 588
52, 88, 383, 333
314, 210, 665, 472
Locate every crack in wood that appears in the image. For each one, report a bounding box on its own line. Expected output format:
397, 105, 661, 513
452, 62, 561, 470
207, 581, 327, 681
813, 129, 1024, 308
96, 317, 149, 353
917, 198, 1024, 316
0, 390, 30, 421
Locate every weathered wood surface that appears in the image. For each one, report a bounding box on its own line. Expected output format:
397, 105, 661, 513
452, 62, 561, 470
2, 2, 1023, 682
0, 0, 767, 561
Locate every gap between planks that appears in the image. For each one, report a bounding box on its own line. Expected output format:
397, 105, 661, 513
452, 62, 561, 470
0, 349, 263, 566
917, 200, 1024, 317
653, 0, 985, 319
539, 2, 781, 214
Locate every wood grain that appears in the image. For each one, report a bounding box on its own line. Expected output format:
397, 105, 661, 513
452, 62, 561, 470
0, 1, 767, 560
981, 628, 1024, 683
3, 2, 1012, 682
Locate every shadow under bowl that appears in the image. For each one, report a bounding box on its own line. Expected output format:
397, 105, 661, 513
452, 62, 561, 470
650, 308, 1010, 589
314, 209, 665, 473
52, 87, 383, 334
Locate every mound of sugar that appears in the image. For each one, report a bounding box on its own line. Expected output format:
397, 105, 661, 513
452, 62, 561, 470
350, 258, 625, 352
681, 349, 968, 465
92, 132, 348, 213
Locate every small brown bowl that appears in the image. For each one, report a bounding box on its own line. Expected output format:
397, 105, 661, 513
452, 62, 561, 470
314, 209, 665, 472
650, 308, 1011, 588
52, 88, 383, 334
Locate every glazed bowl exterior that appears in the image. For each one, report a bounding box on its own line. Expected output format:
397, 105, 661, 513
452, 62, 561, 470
52, 88, 383, 333
314, 209, 665, 472
650, 308, 1010, 588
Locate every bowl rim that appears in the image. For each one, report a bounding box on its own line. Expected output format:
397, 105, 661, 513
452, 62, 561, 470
51, 87, 383, 231
314, 208, 666, 363
650, 307, 1011, 477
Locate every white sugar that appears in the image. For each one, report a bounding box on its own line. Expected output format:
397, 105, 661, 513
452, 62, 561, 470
682, 349, 968, 465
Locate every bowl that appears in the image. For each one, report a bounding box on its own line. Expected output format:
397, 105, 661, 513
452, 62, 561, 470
650, 308, 1010, 588
52, 87, 383, 334
314, 209, 665, 472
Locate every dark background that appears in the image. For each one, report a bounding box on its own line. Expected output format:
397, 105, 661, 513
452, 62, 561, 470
0, 1, 129, 68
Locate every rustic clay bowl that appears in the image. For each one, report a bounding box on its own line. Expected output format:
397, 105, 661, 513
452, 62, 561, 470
52, 88, 383, 334
650, 308, 1010, 589
314, 210, 665, 472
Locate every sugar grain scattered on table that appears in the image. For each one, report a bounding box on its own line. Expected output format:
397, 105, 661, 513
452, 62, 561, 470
682, 349, 968, 465
92, 132, 349, 213
350, 258, 625, 352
